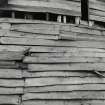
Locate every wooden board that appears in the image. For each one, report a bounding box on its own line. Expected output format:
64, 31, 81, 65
2, 37, 105, 48
28, 63, 105, 71
0, 87, 23, 94
6, 0, 81, 16
23, 100, 105, 105
0, 69, 22, 78
59, 32, 105, 41
23, 56, 105, 63
0, 95, 20, 104
11, 23, 60, 35
23, 71, 99, 78
30, 46, 105, 53
22, 92, 105, 100
25, 84, 105, 93
0, 79, 24, 87
25, 77, 105, 87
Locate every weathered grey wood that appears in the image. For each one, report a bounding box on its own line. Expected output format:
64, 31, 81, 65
23, 100, 105, 105
28, 63, 105, 71
59, 32, 105, 41
25, 77, 105, 87
30, 52, 105, 58
25, 84, 105, 93
0, 51, 24, 60
0, 79, 24, 87
90, 15, 105, 22
30, 46, 105, 53
2, 37, 105, 48
89, 0, 105, 11
0, 87, 23, 94
0, 61, 15, 66
23, 71, 99, 78
0, 95, 20, 104
5, 31, 59, 40
23, 56, 105, 63
61, 25, 102, 35
11, 23, 60, 35
0, 45, 27, 52
0, 69, 22, 78
22, 92, 105, 100
7, 0, 81, 16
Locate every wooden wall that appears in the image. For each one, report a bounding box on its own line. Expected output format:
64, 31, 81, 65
89, 0, 105, 22
6, 0, 81, 16
0, 18, 105, 105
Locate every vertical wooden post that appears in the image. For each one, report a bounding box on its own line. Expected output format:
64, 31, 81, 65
75, 17, 80, 24
12, 11, 15, 18
63, 16, 66, 23
57, 15, 62, 23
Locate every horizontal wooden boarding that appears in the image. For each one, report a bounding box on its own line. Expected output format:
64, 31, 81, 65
61, 25, 103, 35
11, 23, 60, 35
25, 77, 105, 87
23, 56, 105, 63
0, 61, 16, 66
0, 95, 20, 105
23, 100, 105, 105
23, 71, 101, 78
89, 15, 105, 22
23, 92, 105, 100
0, 69, 22, 78
25, 84, 105, 93
30, 46, 105, 53
0, 87, 23, 94
31, 52, 105, 58
6, 0, 81, 16
28, 63, 105, 71
89, 0, 105, 22
59, 32, 105, 41
0, 79, 24, 87
2, 37, 105, 48
5, 31, 59, 40
0, 51, 24, 60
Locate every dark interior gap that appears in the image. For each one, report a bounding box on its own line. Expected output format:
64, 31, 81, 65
81, 0, 89, 21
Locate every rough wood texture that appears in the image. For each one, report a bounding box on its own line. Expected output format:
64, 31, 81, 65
0, 17, 105, 105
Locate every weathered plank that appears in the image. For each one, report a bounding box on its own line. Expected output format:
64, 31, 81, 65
11, 23, 60, 35
22, 92, 105, 100
0, 95, 20, 104
5, 31, 59, 40
7, 0, 81, 16
0, 61, 16, 66
0, 87, 23, 94
30, 52, 105, 58
23, 100, 105, 105
59, 32, 105, 41
23, 56, 105, 63
23, 71, 99, 78
0, 69, 22, 78
90, 15, 105, 22
0, 51, 24, 60
28, 63, 105, 71
61, 25, 102, 35
0, 79, 24, 87
25, 77, 105, 87
30, 46, 105, 53
2, 37, 105, 48
25, 84, 105, 93
0, 45, 27, 52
